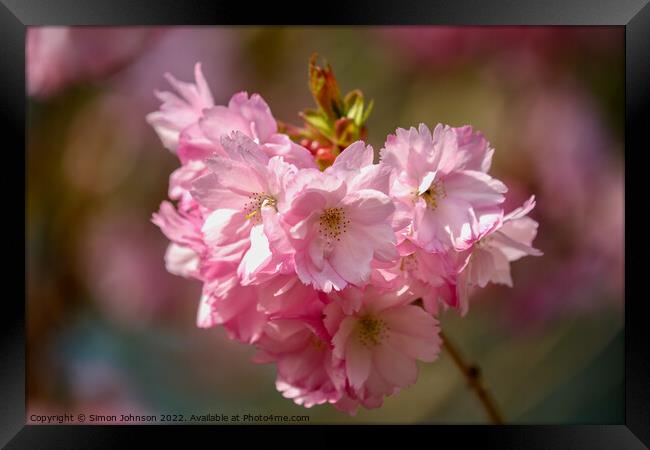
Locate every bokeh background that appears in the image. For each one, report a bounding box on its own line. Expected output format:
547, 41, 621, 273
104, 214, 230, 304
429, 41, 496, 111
26, 26, 624, 424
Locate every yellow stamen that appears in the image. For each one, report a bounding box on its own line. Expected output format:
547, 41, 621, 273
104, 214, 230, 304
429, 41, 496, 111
357, 314, 389, 347
309, 335, 327, 351
319, 207, 350, 242
420, 181, 447, 210
243, 192, 276, 223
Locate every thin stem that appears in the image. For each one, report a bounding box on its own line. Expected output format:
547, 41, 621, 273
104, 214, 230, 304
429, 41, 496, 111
440, 330, 505, 424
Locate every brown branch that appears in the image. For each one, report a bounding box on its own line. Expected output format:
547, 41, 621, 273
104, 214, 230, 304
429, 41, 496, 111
440, 330, 505, 424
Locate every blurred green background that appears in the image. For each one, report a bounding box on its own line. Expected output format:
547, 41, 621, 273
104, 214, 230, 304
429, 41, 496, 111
26, 26, 624, 424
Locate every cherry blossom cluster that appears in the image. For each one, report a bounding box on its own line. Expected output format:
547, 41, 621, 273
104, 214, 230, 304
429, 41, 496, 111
149, 63, 541, 414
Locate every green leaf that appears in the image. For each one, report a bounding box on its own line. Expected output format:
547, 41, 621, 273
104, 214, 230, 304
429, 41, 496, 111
361, 99, 374, 125
300, 110, 332, 135
347, 96, 365, 126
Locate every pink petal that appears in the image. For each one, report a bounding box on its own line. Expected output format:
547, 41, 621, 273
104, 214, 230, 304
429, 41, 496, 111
488, 248, 513, 286
345, 333, 372, 390
227, 92, 277, 143
203, 156, 264, 196
388, 331, 440, 362
164, 243, 199, 278
453, 125, 494, 173
381, 305, 438, 339
504, 195, 536, 222
344, 189, 395, 225
330, 141, 374, 173
331, 316, 357, 359
190, 171, 248, 210
262, 134, 317, 169
468, 248, 495, 288
496, 216, 542, 259
362, 224, 398, 263
347, 164, 392, 194
238, 224, 273, 283
199, 105, 251, 143
329, 230, 375, 286
417, 170, 438, 195
201, 209, 249, 246
219, 130, 270, 168
445, 170, 507, 207
373, 341, 418, 388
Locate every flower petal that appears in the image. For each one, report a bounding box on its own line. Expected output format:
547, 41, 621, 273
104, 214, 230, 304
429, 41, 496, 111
329, 230, 374, 286
345, 332, 372, 389
445, 170, 507, 207
373, 340, 418, 388
344, 189, 395, 225
238, 224, 273, 283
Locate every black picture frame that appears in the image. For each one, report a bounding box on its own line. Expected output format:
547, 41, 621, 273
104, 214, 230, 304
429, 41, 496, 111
5, 0, 648, 447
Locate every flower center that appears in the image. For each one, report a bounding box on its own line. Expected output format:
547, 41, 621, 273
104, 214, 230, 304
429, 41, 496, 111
309, 335, 328, 352
243, 192, 277, 223
357, 314, 389, 347
319, 207, 350, 242
420, 181, 446, 210
399, 254, 418, 273
474, 236, 493, 249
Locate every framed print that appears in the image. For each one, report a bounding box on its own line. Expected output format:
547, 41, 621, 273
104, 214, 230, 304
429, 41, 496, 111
4, 0, 648, 447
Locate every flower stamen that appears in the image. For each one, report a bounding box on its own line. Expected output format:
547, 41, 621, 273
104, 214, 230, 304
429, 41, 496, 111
399, 254, 418, 273
420, 181, 446, 210
474, 236, 493, 249
309, 335, 328, 351
244, 192, 277, 223
319, 207, 350, 242
357, 314, 389, 347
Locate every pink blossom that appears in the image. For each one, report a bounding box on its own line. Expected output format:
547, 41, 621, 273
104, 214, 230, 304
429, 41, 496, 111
148, 61, 542, 413
381, 124, 507, 252
146, 62, 215, 153
147, 65, 315, 169
454, 196, 542, 314
254, 318, 345, 408
256, 274, 325, 318
147, 63, 316, 169
363, 236, 459, 315
151, 200, 204, 280
148, 66, 317, 288
168, 160, 209, 207
190, 132, 298, 284
197, 274, 267, 344
282, 142, 398, 292
392, 239, 462, 315
468, 197, 542, 285
182, 91, 316, 168
324, 286, 441, 409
